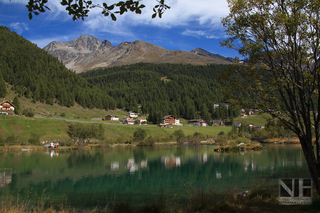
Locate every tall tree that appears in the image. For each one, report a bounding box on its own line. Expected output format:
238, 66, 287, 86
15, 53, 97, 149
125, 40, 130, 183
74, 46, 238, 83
0, 70, 6, 98
221, 0, 320, 195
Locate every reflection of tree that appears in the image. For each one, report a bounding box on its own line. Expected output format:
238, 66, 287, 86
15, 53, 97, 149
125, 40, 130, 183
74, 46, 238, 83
133, 149, 147, 163
67, 151, 104, 168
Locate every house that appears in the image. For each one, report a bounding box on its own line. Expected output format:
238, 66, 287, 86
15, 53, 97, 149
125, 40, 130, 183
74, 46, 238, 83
248, 110, 255, 116
240, 114, 248, 118
213, 102, 229, 109
211, 119, 224, 126
123, 118, 135, 125
247, 123, 254, 128
0, 101, 15, 115
128, 111, 138, 118
234, 121, 242, 128
105, 115, 120, 121
254, 126, 265, 130
188, 119, 207, 127
162, 115, 180, 126
135, 117, 147, 125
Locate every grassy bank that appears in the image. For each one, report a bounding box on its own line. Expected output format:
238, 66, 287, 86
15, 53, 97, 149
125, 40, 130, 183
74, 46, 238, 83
1, 184, 319, 213
0, 114, 231, 147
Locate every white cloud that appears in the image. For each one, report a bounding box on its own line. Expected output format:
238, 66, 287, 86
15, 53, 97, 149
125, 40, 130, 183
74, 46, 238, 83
182, 29, 227, 39
76, 0, 229, 39
9, 22, 28, 34
30, 35, 73, 48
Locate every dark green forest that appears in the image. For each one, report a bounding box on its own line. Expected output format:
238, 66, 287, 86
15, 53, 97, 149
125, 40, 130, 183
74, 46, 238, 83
80, 63, 245, 123
0, 26, 116, 109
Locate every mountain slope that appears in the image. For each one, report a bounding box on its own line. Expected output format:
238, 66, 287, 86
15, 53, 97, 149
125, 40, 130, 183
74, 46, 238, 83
190, 48, 234, 63
0, 26, 116, 109
44, 35, 232, 73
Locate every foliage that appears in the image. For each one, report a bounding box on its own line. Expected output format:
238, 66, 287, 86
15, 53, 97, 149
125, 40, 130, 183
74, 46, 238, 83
133, 128, 147, 142
0, 70, 6, 98
26, 0, 170, 21
221, 0, 320, 195
12, 96, 21, 115
0, 26, 116, 110
5, 135, 19, 145
28, 133, 40, 145
173, 129, 185, 143
67, 123, 104, 145
80, 63, 243, 122
22, 108, 34, 117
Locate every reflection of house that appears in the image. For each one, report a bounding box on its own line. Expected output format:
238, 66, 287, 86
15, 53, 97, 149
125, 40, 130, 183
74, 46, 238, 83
111, 162, 119, 171
0, 169, 12, 187
105, 115, 120, 121
0, 101, 15, 115
162, 115, 180, 126
188, 119, 207, 127
127, 158, 138, 173
211, 119, 224, 126
164, 156, 181, 168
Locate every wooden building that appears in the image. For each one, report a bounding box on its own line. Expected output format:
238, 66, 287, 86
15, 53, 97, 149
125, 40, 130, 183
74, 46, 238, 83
0, 101, 15, 115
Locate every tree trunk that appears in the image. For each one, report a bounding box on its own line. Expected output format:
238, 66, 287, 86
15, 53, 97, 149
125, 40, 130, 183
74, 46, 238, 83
300, 137, 320, 195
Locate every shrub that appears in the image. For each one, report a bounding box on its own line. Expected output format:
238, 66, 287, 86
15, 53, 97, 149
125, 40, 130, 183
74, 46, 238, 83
28, 133, 40, 145
133, 128, 147, 142
22, 108, 34, 117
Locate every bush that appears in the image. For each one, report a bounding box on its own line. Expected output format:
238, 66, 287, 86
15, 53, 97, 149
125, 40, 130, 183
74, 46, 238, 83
28, 133, 40, 145
133, 128, 147, 142
5, 135, 19, 145
22, 108, 34, 117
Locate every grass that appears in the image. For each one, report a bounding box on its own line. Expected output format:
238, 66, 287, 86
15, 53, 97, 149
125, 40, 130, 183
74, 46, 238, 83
0, 115, 231, 146
1, 184, 319, 213
234, 113, 272, 126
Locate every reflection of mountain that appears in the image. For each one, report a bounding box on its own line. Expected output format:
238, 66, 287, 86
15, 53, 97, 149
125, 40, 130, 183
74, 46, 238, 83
0, 169, 12, 187
0, 145, 310, 209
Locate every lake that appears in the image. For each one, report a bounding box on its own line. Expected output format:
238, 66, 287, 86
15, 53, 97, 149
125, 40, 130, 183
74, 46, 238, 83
0, 144, 310, 209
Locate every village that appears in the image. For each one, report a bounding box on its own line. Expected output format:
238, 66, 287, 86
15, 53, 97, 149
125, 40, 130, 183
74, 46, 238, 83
1, 99, 265, 132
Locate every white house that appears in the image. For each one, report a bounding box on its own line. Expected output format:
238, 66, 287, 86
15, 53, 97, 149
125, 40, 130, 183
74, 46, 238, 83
128, 111, 138, 118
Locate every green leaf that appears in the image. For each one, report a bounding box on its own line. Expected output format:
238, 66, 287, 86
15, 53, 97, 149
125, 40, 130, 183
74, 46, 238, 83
152, 13, 156, 19
28, 13, 33, 20
111, 13, 116, 21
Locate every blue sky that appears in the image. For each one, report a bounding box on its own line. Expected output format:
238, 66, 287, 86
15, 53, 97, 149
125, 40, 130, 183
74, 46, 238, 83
0, 0, 240, 58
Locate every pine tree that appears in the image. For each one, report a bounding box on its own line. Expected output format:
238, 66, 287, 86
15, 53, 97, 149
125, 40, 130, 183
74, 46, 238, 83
0, 70, 6, 98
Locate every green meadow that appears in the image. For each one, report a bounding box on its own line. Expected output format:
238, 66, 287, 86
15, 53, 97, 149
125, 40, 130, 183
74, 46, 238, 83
0, 114, 232, 144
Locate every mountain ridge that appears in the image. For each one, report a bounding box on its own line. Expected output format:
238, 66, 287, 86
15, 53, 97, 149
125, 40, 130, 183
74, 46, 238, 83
44, 35, 233, 73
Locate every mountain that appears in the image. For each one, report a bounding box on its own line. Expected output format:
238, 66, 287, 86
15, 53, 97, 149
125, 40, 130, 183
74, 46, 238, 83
44, 35, 232, 73
190, 48, 234, 63
0, 26, 116, 109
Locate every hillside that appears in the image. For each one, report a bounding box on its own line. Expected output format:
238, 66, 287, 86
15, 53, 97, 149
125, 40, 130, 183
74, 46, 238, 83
44, 35, 232, 73
0, 26, 115, 110
79, 63, 252, 123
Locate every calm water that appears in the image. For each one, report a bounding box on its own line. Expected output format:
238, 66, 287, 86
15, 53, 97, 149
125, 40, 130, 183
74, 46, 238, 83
0, 144, 310, 208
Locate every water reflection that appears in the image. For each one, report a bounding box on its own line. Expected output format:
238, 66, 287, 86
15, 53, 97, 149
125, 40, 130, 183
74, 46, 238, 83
0, 169, 12, 187
0, 145, 310, 209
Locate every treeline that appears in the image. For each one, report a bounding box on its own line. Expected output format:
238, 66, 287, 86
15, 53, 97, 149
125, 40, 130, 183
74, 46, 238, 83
0, 26, 116, 109
80, 63, 247, 122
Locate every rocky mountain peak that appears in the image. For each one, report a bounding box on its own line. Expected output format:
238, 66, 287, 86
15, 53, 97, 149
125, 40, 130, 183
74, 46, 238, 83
44, 35, 232, 73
